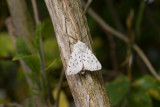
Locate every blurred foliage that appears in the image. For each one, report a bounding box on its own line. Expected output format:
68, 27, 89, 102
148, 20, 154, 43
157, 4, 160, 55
0, 0, 160, 106
133, 75, 160, 101
0, 33, 15, 57
128, 91, 153, 107
53, 87, 69, 107
106, 75, 130, 106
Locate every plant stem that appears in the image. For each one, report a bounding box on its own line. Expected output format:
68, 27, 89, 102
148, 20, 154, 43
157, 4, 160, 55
55, 69, 65, 107
31, 0, 40, 24
136, 1, 145, 36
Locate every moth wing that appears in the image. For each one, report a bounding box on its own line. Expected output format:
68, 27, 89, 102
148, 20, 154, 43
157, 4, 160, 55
66, 47, 83, 75
82, 47, 102, 71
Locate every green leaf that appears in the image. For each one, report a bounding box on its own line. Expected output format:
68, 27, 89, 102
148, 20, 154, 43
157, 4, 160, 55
133, 75, 157, 90
128, 92, 153, 107
45, 59, 57, 72
41, 18, 54, 39
28, 96, 34, 107
13, 54, 40, 73
12, 54, 27, 61
148, 87, 160, 101
105, 75, 130, 106
0, 33, 15, 57
23, 55, 40, 73
43, 38, 61, 69
133, 75, 160, 100
25, 72, 35, 83
35, 22, 44, 55
16, 37, 31, 55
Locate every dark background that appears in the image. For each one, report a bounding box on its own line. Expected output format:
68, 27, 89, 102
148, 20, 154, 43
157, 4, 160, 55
0, 0, 160, 106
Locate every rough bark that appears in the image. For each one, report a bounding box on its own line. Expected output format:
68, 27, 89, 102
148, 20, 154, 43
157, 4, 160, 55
6, 0, 48, 106
7, 0, 34, 51
44, 0, 110, 106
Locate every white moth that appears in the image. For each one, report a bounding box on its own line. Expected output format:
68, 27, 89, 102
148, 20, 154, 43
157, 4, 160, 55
66, 40, 102, 75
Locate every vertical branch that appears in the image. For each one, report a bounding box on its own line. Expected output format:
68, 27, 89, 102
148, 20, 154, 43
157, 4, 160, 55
105, 32, 119, 73
135, 1, 145, 36
7, 0, 35, 52
6, 0, 48, 106
31, 0, 40, 24
126, 9, 134, 79
44, 0, 111, 106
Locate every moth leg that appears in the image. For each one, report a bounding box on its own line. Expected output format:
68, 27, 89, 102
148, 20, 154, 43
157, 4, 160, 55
81, 64, 85, 74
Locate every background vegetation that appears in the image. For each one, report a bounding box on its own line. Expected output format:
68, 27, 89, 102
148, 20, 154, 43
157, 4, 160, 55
0, 0, 160, 106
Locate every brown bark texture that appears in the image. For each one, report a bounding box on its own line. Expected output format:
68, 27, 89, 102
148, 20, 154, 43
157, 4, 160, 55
6, 0, 48, 106
44, 0, 111, 106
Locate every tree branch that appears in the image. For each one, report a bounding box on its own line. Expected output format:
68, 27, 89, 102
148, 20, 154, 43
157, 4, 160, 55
44, 0, 111, 106
31, 0, 40, 24
86, 7, 160, 81
83, 0, 93, 14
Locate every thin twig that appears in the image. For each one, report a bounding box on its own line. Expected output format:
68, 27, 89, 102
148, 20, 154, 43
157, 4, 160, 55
31, 0, 39, 24
87, 7, 128, 43
84, 5, 160, 81
132, 45, 160, 81
106, 0, 125, 33
55, 69, 65, 107
135, 1, 145, 36
105, 31, 118, 73
83, 0, 92, 14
